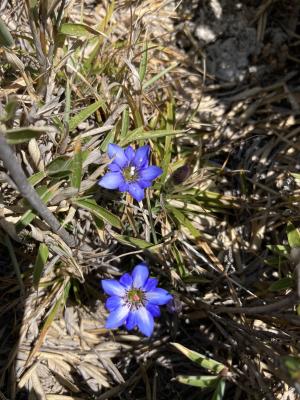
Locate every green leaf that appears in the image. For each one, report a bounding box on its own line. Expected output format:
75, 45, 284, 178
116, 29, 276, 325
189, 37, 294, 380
27, 171, 47, 186
3, 98, 18, 122
282, 356, 300, 381
46, 156, 72, 177
17, 182, 63, 228
171, 343, 225, 374
287, 222, 300, 248
120, 128, 184, 146
33, 243, 49, 289
72, 198, 122, 229
0, 18, 14, 47
211, 379, 226, 400
70, 139, 83, 190
100, 127, 115, 152
291, 173, 300, 181
6, 127, 45, 144
142, 62, 178, 90
269, 277, 294, 292
267, 244, 289, 257
60, 23, 106, 38
176, 375, 219, 388
160, 102, 174, 185
168, 207, 200, 239
110, 232, 154, 249
139, 41, 148, 82
120, 107, 129, 139
69, 99, 106, 132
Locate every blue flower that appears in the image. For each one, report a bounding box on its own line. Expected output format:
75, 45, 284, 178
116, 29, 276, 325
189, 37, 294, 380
101, 263, 172, 337
98, 144, 163, 202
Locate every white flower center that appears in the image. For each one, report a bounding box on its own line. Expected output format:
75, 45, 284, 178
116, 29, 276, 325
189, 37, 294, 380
130, 166, 136, 176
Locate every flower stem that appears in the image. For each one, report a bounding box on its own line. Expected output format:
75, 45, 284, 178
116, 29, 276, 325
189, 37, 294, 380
146, 191, 158, 244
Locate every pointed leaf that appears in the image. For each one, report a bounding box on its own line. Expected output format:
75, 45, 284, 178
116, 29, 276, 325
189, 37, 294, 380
172, 343, 225, 373
69, 100, 106, 132
176, 375, 219, 388
33, 243, 49, 289
72, 198, 121, 229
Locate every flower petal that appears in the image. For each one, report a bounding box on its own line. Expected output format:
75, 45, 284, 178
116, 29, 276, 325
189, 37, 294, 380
147, 303, 160, 318
146, 288, 172, 305
132, 263, 149, 288
139, 166, 163, 181
128, 182, 144, 202
119, 273, 133, 289
136, 179, 152, 189
143, 277, 158, 291
98, 172, 124, 189
108, 162, 121, 172
102, 279, 126, 296
105, 305, 130, 329
126, 311, 137, 330
133, 145, 150, 169
108, 143, 128, 168
119, 181, 129, 192
136, 306, 154, 336
106, 296, 123, 311
125, 146, 135, 163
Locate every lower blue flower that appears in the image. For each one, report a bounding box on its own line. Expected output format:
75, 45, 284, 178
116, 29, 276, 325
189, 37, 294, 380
101, 263, 172, 337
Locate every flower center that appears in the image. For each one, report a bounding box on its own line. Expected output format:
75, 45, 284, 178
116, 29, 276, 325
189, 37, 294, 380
123, 165, 139, 182
126, 288, 145, 309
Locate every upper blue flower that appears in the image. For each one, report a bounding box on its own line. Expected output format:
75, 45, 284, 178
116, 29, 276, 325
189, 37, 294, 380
101, 263, 172, 337
98, 144, 163, 202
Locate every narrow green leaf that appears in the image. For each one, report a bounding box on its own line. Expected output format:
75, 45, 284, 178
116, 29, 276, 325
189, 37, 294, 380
211, 379, 226, 400
0, 18, 14, 47
4, 98, 18, 122
176, 375, 219, 388
142, 63, 178, 90
139, 41, 148, 82
168, 207, 200, 239
17, 182, 63, 228
160, 101, 174, 184
110, 232, 154, 249
60, 23, 107, 38
100, 127, 115, 152
64, 79, 71, 127
267, 244, 289, 257
46, 156, 72, 177
33, 243, 49, 289
28, 171, 47, 186
120, 128, 184, 146
70, 139, 83, 190
287, 222, 300, 248
6, 127, 45, 144
120, 107, 129, 139
72, 198, 122, 229
282, 356, 300, 380
172, 343, 225, 374
269, 277, 294, 292
69, 99, 106, 132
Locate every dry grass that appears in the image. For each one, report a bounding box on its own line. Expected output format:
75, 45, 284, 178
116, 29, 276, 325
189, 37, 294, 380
0, 0, 300, 399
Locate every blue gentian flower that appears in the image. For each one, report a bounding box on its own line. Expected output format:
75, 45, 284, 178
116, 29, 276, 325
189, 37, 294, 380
98, 143, 163, 202
101, 263, 172, 337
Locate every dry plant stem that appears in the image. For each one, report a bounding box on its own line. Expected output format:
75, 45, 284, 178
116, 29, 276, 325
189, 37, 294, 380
0, 134, 76, 248
213, 293, 298, 315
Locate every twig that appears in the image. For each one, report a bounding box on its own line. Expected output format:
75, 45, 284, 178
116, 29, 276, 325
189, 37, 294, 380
212, 293, 298, 315
0, 133, 76, 248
